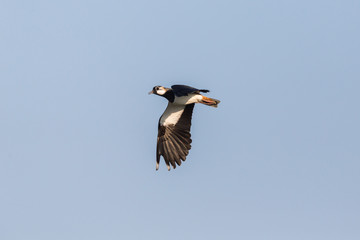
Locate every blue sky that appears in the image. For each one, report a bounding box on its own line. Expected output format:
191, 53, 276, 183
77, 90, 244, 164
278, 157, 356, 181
1, 1, 359, 239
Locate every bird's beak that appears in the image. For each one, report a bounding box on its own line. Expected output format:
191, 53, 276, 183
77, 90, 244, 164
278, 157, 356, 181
148, 90, 154, 95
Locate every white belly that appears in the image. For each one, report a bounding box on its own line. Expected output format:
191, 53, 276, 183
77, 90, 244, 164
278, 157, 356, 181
160, 103, 185, 126
173, 94, 202, 105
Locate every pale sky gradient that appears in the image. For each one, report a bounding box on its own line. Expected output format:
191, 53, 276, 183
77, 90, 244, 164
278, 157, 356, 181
1, 1, 359, 239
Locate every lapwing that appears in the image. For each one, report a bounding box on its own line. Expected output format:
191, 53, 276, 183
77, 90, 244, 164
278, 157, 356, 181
149, 84, 220, 171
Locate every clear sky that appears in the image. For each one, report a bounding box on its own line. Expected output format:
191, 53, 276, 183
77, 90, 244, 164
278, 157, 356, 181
1, 1, 359, 239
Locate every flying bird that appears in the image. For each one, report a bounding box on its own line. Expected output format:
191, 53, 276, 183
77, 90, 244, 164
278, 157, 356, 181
149, 84, 220, 171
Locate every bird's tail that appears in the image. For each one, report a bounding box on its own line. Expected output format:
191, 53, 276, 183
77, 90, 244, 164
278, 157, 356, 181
200, 96, 221, 108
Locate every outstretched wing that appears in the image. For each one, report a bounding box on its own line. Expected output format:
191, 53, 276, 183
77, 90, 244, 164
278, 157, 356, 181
171, 85, 209, 97
156, 103, 195, 170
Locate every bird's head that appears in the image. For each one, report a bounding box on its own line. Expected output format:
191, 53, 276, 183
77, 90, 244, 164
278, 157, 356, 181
148, 86, 168, 96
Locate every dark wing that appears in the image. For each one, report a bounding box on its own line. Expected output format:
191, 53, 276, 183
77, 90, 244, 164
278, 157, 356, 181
156, 103, 195, 170
171, 85, 209, 97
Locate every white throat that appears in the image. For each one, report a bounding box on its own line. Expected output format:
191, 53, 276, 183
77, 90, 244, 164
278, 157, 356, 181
156, 89, 166, 95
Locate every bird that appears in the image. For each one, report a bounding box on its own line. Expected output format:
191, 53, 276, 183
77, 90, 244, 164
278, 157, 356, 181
149, 84, 220, 171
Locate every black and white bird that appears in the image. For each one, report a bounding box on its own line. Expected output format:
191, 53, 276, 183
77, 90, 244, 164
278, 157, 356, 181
149, 84, 220, 171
